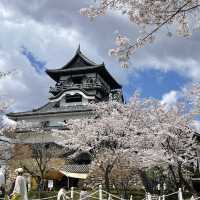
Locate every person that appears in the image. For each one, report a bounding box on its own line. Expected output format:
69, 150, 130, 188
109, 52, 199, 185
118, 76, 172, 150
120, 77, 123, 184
8, 178, 16, 197
0, 170, 5, 187
57, 188, 70, 200
0, 170, 5, 199
80, 186, 89, 200
11, 168, 28, 200
0, 185, 5, 199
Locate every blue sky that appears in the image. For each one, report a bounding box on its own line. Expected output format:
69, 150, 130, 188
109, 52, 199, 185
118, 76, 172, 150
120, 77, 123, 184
0, 0, 199, 111
123, 69, 191, 101
21, 46, 46, 74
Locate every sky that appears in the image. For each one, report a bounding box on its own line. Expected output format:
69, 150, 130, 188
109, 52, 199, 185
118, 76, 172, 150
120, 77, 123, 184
0, 0, 200, 112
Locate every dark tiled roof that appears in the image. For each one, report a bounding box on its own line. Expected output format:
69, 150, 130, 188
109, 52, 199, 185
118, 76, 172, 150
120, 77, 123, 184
46, 47, 121, 89
61, 46, 100, 68
7, 104, 92, 118
60, 164, 89, 174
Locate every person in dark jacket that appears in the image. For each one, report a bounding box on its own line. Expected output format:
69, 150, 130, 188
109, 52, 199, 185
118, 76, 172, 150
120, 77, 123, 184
8, 180, 16, 196
0, 185, 5, 198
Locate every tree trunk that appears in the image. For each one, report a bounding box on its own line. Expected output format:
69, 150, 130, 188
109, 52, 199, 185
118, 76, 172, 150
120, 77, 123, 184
105, 168, 110, 193
122, 183, 129, 200
168, 165, 179, 190
178, 163, 198, 196
138, 170, 153, 193
40, 171, 46, 191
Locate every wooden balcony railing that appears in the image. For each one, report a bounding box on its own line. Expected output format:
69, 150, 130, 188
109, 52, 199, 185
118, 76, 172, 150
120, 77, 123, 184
49, 83, 109, 93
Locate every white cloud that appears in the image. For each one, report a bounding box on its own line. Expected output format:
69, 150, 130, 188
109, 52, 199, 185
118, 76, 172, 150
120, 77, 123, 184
2, 116, 17, 127
161, 90, 179, 106
0, 4, 94, 112
0, 0, 200, 112
192, 120, 200, 132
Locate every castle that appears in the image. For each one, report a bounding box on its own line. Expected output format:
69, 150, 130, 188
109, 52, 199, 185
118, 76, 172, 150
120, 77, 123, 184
7, 46, 124, 189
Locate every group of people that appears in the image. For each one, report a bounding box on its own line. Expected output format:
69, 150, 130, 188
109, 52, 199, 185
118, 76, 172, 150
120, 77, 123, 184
0, 167, 89, 200
11, 168, 28, 200
2, 168, 28, 200
0, 168, 28, 200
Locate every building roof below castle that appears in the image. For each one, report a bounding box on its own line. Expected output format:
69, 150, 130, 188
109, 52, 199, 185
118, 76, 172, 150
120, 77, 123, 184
7, 103, 92, 120
59, 164, 89, 179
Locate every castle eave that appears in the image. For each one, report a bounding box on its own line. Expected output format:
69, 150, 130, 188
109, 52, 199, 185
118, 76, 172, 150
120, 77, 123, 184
7, 107, 92, 120
46, 65, 121, 89
46, 65, 102, 82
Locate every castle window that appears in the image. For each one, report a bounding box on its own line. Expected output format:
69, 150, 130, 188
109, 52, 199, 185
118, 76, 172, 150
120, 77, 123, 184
40, 121, 49, 128
86, 77, 94, 84
53, 101, 60, 108
72, 77, 82, 84
65, 94, 82, 103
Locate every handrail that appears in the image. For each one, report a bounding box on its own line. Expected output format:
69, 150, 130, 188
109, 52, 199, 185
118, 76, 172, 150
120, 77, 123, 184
1, 186, 189, 200
50, 82, 108, 93
191, 196, 200, 200
164, 191, 178, 197
29, 187, 200, 200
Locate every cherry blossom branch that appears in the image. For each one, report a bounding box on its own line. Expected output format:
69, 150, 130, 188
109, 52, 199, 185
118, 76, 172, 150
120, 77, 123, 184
128, 0, 193, 51
81, 0, 200, 67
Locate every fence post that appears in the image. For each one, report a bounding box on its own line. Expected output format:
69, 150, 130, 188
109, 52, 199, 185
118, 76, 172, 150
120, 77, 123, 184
130, 195, 133, 200
178, 188, 183, 200
190, 196, 195, 200
99, 185, 103, 200
71, 187, 74, 200
147, 193, 151, 200
162, 194, 165, 200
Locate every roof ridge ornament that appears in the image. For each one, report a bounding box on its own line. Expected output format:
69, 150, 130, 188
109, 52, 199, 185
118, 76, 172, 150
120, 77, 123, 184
76, 44, 81, 53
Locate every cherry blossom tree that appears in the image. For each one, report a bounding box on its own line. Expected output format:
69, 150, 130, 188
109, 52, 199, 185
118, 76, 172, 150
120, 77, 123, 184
54, 92, 199, 194
89, 150, 122, 192
110, 155, 140, 198
148, 101, 199, 194
0, 69, 17, 129
53, 94, 166, 191
185, 82, 200, 114
21, 142, 63, 191
80, 0, 200, 67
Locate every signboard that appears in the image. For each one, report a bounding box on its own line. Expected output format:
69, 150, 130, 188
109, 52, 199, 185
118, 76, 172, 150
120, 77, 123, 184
48, 180, 53, 189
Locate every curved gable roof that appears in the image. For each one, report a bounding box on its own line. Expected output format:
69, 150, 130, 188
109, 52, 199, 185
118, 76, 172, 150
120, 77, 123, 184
61, 46, 99, 69
46, 46, 122, 89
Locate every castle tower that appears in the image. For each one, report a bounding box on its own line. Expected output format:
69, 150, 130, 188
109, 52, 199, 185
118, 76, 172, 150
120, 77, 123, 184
7, 47, 124, 139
